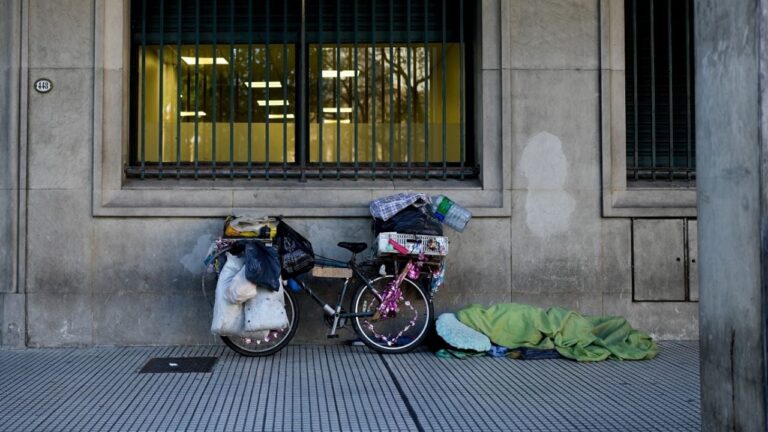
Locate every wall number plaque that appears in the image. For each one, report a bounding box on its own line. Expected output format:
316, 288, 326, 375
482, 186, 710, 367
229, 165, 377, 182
34, 78, 53, 94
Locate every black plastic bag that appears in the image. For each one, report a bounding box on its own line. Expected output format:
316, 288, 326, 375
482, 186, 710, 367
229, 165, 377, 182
274, 220, 315, 278
373, 205, 443, 236
244, 241, 281, 291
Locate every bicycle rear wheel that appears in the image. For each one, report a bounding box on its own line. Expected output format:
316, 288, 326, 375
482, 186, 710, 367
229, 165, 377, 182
220, 288, 299, 357
351, 275, 433, 353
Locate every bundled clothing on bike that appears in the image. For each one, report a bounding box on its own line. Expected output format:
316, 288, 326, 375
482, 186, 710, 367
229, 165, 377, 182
210, 245, 289, 337
369, 192, 432, 221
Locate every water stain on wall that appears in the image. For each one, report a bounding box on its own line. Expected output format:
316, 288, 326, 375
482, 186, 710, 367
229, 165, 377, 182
180, 234, 214, 274
520, 131, 575, 238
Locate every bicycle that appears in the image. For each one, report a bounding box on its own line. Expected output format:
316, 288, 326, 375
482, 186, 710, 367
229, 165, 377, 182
214, 237, 442, 356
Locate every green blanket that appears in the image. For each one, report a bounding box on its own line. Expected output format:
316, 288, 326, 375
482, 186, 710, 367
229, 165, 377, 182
456, 303, 658, 361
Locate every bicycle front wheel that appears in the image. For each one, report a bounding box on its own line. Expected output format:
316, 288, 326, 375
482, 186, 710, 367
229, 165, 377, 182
351, 275, 433, 354
220, 287, 299, 357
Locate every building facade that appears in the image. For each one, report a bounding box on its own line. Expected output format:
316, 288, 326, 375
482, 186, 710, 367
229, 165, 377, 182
0, 0, 700, 348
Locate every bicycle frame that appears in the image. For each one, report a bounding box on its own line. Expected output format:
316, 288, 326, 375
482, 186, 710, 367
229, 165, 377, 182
293, 256, 388, 338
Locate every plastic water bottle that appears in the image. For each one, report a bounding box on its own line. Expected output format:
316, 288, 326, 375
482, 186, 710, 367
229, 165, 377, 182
430, 195, 472, 232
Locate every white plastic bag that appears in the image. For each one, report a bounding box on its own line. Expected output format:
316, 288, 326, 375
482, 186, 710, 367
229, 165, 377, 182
244, 282, 289, 332
211, 253, 245, 335
224, 266, 259, 304
211, 253, 271, 339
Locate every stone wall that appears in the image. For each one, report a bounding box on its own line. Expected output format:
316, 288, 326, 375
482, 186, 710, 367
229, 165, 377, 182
0, 0, 699, 347
0, 0, 24, 347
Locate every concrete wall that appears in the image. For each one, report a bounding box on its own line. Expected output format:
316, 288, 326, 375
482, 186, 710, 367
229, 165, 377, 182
697, 0, 768, 430
0, 0, 699, 348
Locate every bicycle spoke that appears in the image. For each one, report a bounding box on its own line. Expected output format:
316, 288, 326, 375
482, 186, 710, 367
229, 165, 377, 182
363, 300, 420, 346
352, 274, 432, 353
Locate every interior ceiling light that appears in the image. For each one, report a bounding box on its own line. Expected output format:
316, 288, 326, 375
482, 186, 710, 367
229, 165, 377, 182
268, 113, 295, 119
181, 56, 229, 65
322, 70, 358, 79
180, 111, 207, 117
257, 100, 289, 106
323, 107, 353, 113
246, 81, 283, 88
324, 119, 351, 124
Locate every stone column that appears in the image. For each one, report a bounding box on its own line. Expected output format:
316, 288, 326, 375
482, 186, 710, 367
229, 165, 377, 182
0, 0, 24, 347
696, 0, 768, 429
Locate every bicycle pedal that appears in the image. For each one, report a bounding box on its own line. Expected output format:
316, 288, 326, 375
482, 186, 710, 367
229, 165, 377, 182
327, 334, 339, 339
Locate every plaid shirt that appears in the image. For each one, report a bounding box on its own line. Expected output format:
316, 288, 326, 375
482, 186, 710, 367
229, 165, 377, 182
369, 192, 432, 221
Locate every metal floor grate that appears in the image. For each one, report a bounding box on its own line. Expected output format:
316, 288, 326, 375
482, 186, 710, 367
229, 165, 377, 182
0, 341, 699, 431
139, 357, 218, 373
385, 340, 700, 431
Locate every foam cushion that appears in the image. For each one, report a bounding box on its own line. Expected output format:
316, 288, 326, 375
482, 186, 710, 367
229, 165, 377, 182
436, 313, 492, 352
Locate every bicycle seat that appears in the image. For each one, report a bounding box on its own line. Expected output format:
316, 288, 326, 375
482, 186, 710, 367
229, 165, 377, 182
337, 242, 368, 254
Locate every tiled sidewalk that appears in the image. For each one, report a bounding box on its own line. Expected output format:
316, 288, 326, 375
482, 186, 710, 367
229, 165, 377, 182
0, 341, 699, 431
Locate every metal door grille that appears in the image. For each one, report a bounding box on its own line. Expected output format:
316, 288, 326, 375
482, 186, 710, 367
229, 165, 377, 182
625, 0, 695, 182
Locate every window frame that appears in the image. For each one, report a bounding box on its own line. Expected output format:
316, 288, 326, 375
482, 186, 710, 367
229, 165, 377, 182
600, 0, 696, 218
92, 0, 510, 217
126, 0, 476, 180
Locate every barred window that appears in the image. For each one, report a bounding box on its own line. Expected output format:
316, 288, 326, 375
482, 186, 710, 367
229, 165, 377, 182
625, 0, 695, 183
129, 0, 474, 181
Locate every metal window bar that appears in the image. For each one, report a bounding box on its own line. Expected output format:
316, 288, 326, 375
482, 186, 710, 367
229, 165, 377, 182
406, 0, 412, 180
441, 0, 447, 179
283, 0, 289, 179
193, 0, 200, 179
211, 0, 218, 179
140, 0, 147, 179
317, 0, 324, 179
423, 0, 429, 179
247, 0, 253, 178
229, 0, 235, 180
158, 0, 164, 179
265, 0, 271, 180
650, 0, 655, 181
632, 0, 639, 181
353, 0, 360, 180
130, 0, 475, 181
459, 0, 465, 179
625, 0, 695, 181
685, 0, 692, 179
396, 46, 408, 173
388, 0, 395, 179
371, 0, 377, 179
667, 0, 673, 180
175, 0, 182, 179
336, 0, 341, 179
299, 0, 307, 182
